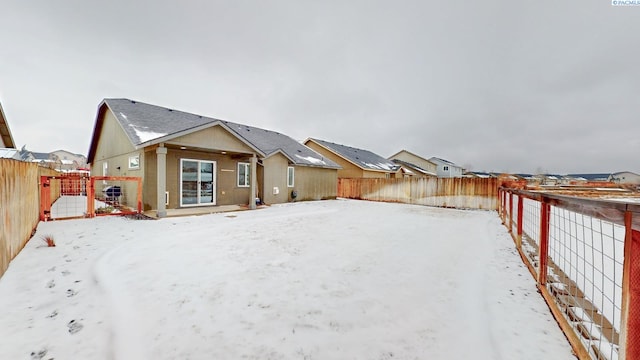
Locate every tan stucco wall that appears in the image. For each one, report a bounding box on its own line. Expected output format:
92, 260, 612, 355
171, 125, 257, 154
261, 153, 289, 205
291, 166, 338, 201
144, 148, 254, 210
90, 110, 144, 209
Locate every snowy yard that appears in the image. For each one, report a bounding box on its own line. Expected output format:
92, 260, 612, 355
0, 199, 575, 360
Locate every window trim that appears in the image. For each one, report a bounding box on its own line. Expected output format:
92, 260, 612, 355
287, 166, 295, 187
237, 162, 250, 187
128, 154, 140, 170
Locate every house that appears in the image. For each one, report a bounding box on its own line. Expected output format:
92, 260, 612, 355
303, 138, 401, 178
609, 171, 640, 186
388, 150, 437, 178
565, 173, 612, 183
18, 147, 57, 168
464, 171, 498, 178
87, 99, 341, 217
428, 157, 464, 178
0, 101, 18, 158
51, 149, 88, 169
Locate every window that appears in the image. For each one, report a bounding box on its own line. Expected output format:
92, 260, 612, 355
443, 166, 449, 171
287, 166, 295, 187
237, 162, 250, 187
128, 154, 140, 169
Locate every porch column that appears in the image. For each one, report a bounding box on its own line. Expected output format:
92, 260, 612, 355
250, 154, 257, 210
156, 145, 168, 218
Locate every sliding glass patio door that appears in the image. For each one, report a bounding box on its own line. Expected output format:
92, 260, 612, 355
180, 159, 216, 206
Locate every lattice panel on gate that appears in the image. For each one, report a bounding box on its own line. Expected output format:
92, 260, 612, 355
41, 175, 90, 220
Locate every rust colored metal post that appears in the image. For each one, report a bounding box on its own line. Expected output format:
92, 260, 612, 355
538, 202, 550, 285
39, 176, 50, 221
508, 192, 514, 233
516, 195, 524, 248
136, 177, 143, 214
86, 178, 95, 218
620, 211, 640, 360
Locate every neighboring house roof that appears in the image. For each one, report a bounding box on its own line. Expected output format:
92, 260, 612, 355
391, 159, 437, 176
30, 152, 51, 160
388, 149, 429, 162
88, 99, 340, 169
0, 102, 16, 148
465, 171, 495, 178
429, 157, 461, 167
306, 138, 400, 172
0, 148, 19, 159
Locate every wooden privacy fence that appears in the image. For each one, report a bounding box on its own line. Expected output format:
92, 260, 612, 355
499, 186, 640, 360
338, 177, 498, 210
0, 159, 58, 278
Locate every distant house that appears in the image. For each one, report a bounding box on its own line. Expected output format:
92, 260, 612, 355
304, 138, 401, 178
87, 99, 341, 217
429, 157, 464, 178
18, 147, 57, 167
388, 150, 437, 178
609, 171, 640, 185
464, 171, 498, 179
0, 101, 18, 158
565, 173, 612, 183
51, 149, 88, 169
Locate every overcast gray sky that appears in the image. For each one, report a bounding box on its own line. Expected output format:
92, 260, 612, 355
1, 0, 638, 174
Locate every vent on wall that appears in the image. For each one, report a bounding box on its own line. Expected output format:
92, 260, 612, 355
165, 191, 169, 206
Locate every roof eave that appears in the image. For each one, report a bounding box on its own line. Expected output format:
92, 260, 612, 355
0, 102, 16, 148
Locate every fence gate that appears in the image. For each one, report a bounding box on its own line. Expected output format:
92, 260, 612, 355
40, 175, 142, 221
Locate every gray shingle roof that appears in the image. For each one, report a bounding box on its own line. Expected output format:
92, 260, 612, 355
308, 138, 400, 172
103, 99, 340, 169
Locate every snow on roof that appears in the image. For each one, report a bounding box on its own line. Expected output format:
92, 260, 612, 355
295, 154, 326, 165
101, 99, 339, 169
0, 148, 18, 158
131, 125, 168, 144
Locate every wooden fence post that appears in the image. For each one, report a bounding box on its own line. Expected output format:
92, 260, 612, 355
620, 211, 640, 360
538, 201, 550, 285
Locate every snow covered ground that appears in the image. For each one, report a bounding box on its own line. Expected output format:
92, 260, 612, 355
0, 199, 575, 360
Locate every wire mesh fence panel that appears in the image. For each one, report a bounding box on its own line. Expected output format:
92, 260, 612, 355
547, 206, 624, 360
511, 194, 520, 234
521, 197, 542, 274
92, 178, 140, 216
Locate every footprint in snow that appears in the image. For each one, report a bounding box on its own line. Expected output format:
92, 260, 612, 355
67, 319, 83, 334
66, 289, 77, 297
61, 270, 71, 276
46, 280, 55, 288
30, 348, 47, 360
46, 310, 58, 318
47, 266, 56, 272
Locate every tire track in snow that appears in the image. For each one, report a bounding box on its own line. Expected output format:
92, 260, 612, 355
93, 243, 148, 360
